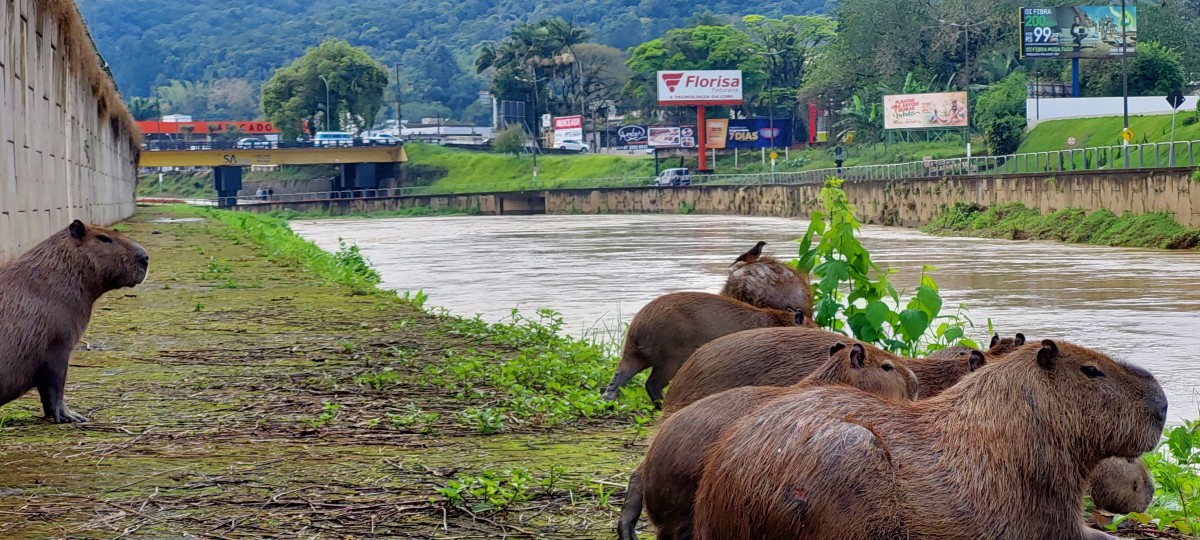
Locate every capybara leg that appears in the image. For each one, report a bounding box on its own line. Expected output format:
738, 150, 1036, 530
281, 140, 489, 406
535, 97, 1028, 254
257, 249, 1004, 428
1082, 527, 1119, 540
617, 467, 645, 540
36, 360, 86, 423
645, 369, 669, 409
602, 365, 640, 401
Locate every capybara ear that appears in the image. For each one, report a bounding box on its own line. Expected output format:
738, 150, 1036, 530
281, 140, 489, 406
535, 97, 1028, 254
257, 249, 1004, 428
794, 310, 806, 326
829, 342, 847, 356
1014, 333, 1026, 346
1037, 339, 1059, 370
990, 333, 1000, 348
969, 350, 986, 372
850, 343, 866, 369
69, 220, 86, 241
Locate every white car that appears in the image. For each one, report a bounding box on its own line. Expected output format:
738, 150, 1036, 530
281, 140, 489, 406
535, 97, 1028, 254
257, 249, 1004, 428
555, 140, 590, 153
365, 133, 402, 146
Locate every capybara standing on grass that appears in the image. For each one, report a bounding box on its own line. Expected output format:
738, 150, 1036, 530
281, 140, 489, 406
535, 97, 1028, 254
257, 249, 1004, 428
693, 340, 1167, 540
618, 342, 917, 540
0, 220, 149, 422
600, 292, 809, 405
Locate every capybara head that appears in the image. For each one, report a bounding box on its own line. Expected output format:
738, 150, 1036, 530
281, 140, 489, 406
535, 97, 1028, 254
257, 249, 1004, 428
987, 332, 1026, 357
1089, 456, 1155, 514
63, 220, 149, 290
988, 340, 1167, 462
721, 255, 813, 316
811, 342, 919, 401
910, 347, 986, 397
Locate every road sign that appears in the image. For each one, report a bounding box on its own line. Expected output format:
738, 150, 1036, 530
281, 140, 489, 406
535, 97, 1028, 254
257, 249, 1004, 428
769, 151, 778, 161
1121, 128, 1134, 144
1167, 91, 1186, 110
1067, 136, 1077, 147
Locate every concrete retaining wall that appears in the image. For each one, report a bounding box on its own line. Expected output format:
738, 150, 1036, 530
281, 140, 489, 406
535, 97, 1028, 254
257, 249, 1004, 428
240, 169, 1200, 229
0, 0, 140, 262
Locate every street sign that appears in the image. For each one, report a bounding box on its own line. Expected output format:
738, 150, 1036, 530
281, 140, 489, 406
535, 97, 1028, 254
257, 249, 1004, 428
1167, 91, 1186, 110
1121, 128, 1134, 144
1067, 136, 1077, 147
769, 151, 778, 161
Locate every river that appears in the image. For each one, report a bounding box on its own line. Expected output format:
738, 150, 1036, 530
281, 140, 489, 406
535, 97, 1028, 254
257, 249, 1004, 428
291, 214, 1200, 422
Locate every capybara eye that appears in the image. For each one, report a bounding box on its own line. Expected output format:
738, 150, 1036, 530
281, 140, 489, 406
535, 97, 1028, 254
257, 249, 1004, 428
882, 364, 895, 372
96, 235, 113, 244
1081, 366, 1106, 379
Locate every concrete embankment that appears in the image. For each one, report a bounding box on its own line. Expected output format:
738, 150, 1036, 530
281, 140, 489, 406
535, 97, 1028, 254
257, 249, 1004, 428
238, 168, 1200, 229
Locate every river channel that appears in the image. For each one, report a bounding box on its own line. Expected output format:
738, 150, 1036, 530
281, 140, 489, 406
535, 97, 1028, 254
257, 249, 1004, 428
292, 214, 1200, 421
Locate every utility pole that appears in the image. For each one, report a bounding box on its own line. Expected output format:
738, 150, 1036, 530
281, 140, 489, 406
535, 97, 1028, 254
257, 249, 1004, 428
393, 65, 403, 134
1121, 0, 1130, 167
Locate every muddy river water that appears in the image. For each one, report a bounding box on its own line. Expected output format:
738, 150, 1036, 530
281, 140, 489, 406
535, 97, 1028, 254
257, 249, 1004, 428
292, 214, 1200, 422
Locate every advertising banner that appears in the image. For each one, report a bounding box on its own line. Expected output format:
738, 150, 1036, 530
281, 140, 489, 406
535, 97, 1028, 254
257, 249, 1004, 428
705, 119, 729, 149
646, 126, 697, 148
657, 70, 744, 106
1019, 6, 1137, 59
883, 92, 969, 130
615, 125, 649, 150
553, 115, 583, 142
723, 118, 792, 149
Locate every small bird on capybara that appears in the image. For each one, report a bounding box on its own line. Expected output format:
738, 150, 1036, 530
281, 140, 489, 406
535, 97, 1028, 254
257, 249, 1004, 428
729, 240, 766, 266
692, 340, 1167, 540
0, 220, 148, 422
618, 342, 917, 540
601, 292, 810, 406
720, 244, 812, 315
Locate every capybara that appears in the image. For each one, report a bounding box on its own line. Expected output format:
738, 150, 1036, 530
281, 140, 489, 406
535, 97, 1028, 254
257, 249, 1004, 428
601, 292, 810, 405
0, 220, 148, 422
619, 342, 917, 540
661, 327, 983, 415
911, 332, 1025, 397
720, 255, 812, 315
693, 340, 1168, 540
1088, 456, 1155, 515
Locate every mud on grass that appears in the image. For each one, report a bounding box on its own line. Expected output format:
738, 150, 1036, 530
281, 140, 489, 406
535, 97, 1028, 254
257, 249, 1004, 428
0, 207, 654, 539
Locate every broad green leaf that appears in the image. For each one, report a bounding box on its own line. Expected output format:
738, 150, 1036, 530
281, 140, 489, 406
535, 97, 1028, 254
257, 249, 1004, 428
915, 285, 943, 318
865, 300, 889, 327
1168, 426, 1193, 462
898, 309, 931, 341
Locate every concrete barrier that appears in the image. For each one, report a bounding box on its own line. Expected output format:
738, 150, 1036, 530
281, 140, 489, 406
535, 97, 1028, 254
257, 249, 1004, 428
0, 0, 140, 262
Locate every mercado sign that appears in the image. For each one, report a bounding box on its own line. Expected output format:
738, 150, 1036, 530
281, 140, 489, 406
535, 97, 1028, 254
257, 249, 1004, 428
553, 115, 583, 143
1019, 6, 1137, 59
705, 118, 793, 149
656, 70, 743, 106
883, 92, 969, 130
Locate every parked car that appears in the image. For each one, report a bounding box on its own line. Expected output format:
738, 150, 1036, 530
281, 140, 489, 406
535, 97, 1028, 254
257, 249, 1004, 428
314, 131, 354, 147
234, 137, 269, 149
654, 167, 692, 187
365, 133, 402, 146
555, 139, 590, 153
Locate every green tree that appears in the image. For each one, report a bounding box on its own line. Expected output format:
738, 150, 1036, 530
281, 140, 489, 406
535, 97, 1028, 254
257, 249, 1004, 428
155, 79, 209, 118
624, 24, 767, 116
494, 125, 526, 154
127, 97, 161, 121
1079, 41, 1186, 97
984, 116, 1024, 155
973, 72, 1027, 134
206, 78, 260, 119
261, 39, 389, 139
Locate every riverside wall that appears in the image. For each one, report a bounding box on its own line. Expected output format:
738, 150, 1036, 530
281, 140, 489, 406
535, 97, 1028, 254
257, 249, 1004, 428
0, 0, 141, 262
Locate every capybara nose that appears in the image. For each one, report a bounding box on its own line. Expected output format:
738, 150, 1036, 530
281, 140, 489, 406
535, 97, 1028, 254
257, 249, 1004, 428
135, 250, 149, 268
1156, 403, 1168, 425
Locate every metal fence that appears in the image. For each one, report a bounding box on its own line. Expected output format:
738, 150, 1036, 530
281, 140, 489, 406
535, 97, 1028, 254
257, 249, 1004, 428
184, 139, 1200, 206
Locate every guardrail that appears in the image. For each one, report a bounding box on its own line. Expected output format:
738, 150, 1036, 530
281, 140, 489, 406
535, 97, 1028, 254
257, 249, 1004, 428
141, 139, 404, 151
173, 139, 1200, 206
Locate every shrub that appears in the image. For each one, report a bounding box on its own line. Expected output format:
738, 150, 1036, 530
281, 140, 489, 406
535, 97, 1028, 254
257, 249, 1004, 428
985, 115, 1025, 156
493, 126, 525, 155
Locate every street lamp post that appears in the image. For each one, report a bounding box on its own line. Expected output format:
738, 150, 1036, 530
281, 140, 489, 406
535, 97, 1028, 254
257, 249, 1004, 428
319, 75, 331, 132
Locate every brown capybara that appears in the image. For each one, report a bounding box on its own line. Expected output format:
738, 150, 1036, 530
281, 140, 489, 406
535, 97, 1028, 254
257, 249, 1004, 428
720, 254, 812, 315
1088, 456, 1155, 515
0, 220, 148, 423
692, 340, 1168, 540
600, 292, 810, 405
661, 327, 986, 415
618, 342, 917, 540
909, 332, 1025, 397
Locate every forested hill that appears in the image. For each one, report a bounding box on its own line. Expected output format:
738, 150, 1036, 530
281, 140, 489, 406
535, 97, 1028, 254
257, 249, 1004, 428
76, 0, 830, 99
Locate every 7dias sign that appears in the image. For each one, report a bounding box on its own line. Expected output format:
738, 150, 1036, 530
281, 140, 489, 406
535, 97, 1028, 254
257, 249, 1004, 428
656, 70, 743, 106
656, 70, 744, 172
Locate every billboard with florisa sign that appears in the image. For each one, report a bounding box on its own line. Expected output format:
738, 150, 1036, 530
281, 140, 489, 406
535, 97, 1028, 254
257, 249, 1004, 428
883, 92, 969, 130
1019, 6, 1137, 59
656, 70, 743, 106
553, 115, 583, 143
705, 119, 793, 149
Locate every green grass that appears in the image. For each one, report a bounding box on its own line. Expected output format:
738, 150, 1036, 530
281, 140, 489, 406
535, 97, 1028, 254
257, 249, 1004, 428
925, 201, 1200, 249
1021, 111, 1200, 154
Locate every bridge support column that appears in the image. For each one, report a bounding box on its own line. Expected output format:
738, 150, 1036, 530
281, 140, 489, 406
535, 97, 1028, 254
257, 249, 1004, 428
213, 166, 244, 207
334, 163, 383, 198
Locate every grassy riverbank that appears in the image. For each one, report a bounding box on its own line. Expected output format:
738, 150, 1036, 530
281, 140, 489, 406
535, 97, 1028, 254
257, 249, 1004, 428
924, 202, 1200, 250
0, 206, 654, 538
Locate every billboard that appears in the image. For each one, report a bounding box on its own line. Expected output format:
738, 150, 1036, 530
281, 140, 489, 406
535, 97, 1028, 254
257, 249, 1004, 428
646, 126, 697, 148
1019, 6, 1137, 59
705, 119, 793, 149
615, 125, 649, 150
553, 115, 583, 142
657, 70, 743, 106
883, 92, 969, 130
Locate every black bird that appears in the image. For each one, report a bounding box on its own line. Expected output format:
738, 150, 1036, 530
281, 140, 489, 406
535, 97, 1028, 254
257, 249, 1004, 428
731, 241, 767, 267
